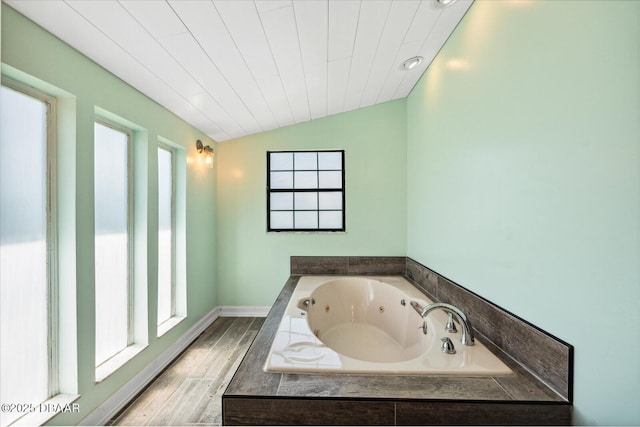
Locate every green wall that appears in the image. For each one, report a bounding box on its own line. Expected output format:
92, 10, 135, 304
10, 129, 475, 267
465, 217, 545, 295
1, 4, 218, 424
216, 100, 407, 306
406, 1, 640, 425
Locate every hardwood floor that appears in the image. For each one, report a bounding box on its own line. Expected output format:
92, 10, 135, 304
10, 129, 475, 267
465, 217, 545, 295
111, 317, 264, 426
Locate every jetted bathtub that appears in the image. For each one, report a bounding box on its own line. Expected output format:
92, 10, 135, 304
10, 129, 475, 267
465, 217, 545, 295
264, 276, 512, 375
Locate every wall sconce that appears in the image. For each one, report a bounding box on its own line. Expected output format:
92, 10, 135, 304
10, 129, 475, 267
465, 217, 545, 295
196, 139, 214, 169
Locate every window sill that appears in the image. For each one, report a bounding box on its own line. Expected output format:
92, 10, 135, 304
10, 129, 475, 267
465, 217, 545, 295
157, 315, 186, 337
10, 394, 80, 426
95, 343, 147, 383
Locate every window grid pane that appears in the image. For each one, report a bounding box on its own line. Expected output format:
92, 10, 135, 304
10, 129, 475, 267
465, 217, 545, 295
267, 150, 344, 231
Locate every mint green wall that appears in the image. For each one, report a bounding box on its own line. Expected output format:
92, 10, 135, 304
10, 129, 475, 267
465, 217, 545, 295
2, 5, 218, 424
406, 1, 639, 425
216, 100, 407, 306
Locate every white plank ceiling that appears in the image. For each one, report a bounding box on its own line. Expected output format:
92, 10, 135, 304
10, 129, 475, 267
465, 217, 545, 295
6, 0, 473, 142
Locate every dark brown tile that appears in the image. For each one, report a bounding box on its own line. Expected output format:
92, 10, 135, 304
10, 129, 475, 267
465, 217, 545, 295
347, 256, 406, 275
396, 401, 571, 426
223, 397, 395, 426
290, 256, 349, 274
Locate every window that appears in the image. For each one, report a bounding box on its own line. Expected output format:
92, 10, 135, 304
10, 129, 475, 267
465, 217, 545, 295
267, 150, 345, 231
1, 82, 56, 426
157, 145, 175, 327
94, 121, 133, 368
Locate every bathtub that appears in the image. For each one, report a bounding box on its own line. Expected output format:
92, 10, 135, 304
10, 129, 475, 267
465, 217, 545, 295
264, 276, 512, 375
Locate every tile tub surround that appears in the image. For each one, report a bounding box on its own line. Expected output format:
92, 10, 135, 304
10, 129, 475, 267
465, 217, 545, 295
222, 257, 572, 425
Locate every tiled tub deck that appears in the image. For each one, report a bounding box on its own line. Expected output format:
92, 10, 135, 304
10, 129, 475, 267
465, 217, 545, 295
222, 257, 572, 426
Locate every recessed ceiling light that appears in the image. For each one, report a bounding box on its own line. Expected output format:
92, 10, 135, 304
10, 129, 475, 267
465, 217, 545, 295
401, 56, 424, 71
437, 0, 458, 5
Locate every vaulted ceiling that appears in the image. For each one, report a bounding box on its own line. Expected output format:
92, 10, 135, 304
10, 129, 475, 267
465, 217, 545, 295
6, 0, 472, 142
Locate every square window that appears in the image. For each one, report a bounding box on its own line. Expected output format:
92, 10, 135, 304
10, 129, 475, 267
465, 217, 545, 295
267, 151, 344, 232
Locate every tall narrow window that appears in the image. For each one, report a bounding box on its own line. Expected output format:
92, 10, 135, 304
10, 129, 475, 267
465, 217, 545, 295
157, 145, 175, 327
267, 150, 345, 231
94, 121, 132, 367
0, 83, 56, 426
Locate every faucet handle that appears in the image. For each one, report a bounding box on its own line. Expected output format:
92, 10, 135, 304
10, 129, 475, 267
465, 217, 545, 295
441, 337, 456, 354
418, 321, 428, 335
445, 312, 457, 333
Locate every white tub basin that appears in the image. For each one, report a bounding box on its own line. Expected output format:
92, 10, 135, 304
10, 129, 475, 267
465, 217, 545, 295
264, 276, 513, 376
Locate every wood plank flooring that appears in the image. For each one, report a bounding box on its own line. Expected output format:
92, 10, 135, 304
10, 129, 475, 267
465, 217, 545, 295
110, 317, 264, 426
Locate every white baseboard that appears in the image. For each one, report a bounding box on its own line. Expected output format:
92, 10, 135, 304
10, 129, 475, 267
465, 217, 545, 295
80, 306, 221, 426
218, 305, 271, 317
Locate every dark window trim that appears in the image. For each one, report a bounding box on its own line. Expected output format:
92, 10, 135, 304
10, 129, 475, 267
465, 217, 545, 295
267, 150, 345, 232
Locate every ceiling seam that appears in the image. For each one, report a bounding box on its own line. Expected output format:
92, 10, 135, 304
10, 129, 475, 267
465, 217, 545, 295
385, 1, 446, 102
166, 0, 253, 138
340, 0, 363, 113
356, 0, 393, 110
211, 0, 282, 134
63, 0, 228, 140
252, 0, 297, 128
118, 0, 236, 140
291, 1, 313, 125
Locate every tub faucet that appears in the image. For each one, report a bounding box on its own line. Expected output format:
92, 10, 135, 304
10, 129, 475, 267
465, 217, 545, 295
409, 301, 475, 346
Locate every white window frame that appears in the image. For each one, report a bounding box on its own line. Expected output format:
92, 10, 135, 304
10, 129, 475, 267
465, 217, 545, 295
1, 78, 61, 424
93, 119, 145, 381
157, 143, 177, 332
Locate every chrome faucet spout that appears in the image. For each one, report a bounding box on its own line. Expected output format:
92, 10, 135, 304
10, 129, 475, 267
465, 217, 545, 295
409, 301, 475, 346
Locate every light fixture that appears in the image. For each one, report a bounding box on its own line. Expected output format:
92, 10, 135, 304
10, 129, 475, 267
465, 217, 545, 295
437, 0, 458, 5
196, 139, 214, 169
400, 56, 424, 71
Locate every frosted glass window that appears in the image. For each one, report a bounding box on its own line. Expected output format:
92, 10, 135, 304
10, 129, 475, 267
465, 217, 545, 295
94, 122, 130, 367
267, 151, 344, 231
269, 152, 293, 170
294, 152, 317, 170
295, 192, 318, 210
158, 147, 174, 326
318, 152, 342, 170
319, 192, 343, 210
295, 211, 318, 229
270, 192, 293, 210
319, 211, 343, 229
270, 171, 293, 189
0, 84, 52, 425
294, 171, 318, 189
271, 211, 293, 229
319, 171, 342, 189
